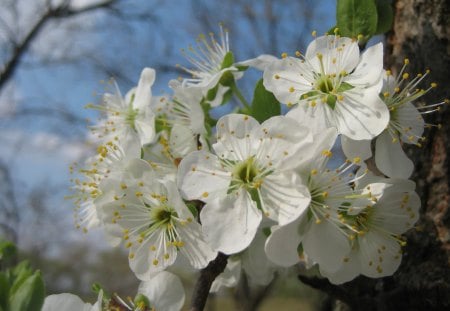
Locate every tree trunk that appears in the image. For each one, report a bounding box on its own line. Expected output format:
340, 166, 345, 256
300, 0, 450, 309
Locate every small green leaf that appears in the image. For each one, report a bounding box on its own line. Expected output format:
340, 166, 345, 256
0, 273, 9, 311
9, 271, 45, 311
326, 95, 337, 109
300, 91, 320, 100
235, 65, 249, 71
9, 261, 33, 295
220, 51, 235, 69
337, 0, 378, 39
375, 0, 394, 34
251, 79, 281, 123
185, 202, 199, 218
206, 84, 219, 101
337, 82, 355, 92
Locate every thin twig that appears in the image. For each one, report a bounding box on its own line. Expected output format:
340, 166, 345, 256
190, 252, 228, 311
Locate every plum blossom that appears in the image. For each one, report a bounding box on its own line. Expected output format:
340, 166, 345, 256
178, 114, 312, 254
264, 35, 389, 140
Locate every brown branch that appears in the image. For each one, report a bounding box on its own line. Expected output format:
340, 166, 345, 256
190, 252, 228, 311
0, 0, 117, 89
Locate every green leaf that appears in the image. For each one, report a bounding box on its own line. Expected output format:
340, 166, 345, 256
9, 271, 45, 311
185, 202, 199, 218
300, 91, 320, 100
0, 273, 9, 311
337, 82, 355, 92
220, 51, 235, 69
336, 0, 378, 39
9, 261, 33, 295
250, 79, 281, 123
326, 95, 337, 109
375, 0, 394, 34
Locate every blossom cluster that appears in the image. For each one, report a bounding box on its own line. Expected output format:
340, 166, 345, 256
66, 27, 444, 308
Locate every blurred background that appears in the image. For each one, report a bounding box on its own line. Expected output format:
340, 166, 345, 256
0, 0, 335, 309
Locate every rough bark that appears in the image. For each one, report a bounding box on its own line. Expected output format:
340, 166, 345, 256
300, 0, 450, 309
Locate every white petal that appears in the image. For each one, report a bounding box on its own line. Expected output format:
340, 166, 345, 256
375, 131, 414, 178
135, 113, 156, 145
237, 54, 278, 71
375, 188, 420, 234
346, 43, 383, 87
341, 136, 372, 161
320, 249, 361, 285
42, 294, 93, 311
138, 271, 185, 311
200, 191, 262, 254
169, 124, 198, 158
397, 102, 425, 144
302, 220, 351, 273
305, 36, 359, 74
259, 173, 311, 225
286, 105, 331, 134
210, 258, 241, 292
263, 57, 312, 106
134, 67, 155, 110
177, 151, 231, 202
264, 218, 303, 267
335, 85, 389, 140
358, 231, 402, 278
241, 229, 277, 285
256, 116, 314, 170
178, 221, 217, 269
213, 114, 260, 161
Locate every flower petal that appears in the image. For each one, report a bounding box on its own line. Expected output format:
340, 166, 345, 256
200, 191, 262, 254
375, 131, 414, 178
138, 271, 185, 311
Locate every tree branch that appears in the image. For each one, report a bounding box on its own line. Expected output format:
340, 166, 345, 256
190, 252, 228, 311
0, 0, 117, 89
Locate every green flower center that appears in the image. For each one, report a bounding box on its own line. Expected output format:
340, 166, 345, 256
316, 76, 334, 94
232, 157, 260, 184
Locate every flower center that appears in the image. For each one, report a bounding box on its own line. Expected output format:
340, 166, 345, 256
232, 157, 259, 184
316, 76, 334, 94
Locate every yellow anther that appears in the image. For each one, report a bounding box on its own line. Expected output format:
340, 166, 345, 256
311, 169, 318, 175
383, 92, 390, 98
152, 259, 159, 266
312, 30, 317, 37
295, 50, 301, 57
129, 253, 135, 259
97, 145, 108, 157
202, 192, 209, 198
353, 157, 361, 164
322, 150, 333, 157
274, 74, 280, 79
315, 218, 322, 224
431, 82, 438, 88
289, 86, 295, 93
402, 73, 409, 79
281, 52, 288, 58
404, 58, 410, 65
164, 253, 170, 260
135, 191, 143, 197
310, 101, 317, 107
